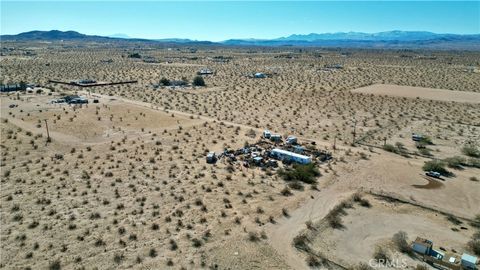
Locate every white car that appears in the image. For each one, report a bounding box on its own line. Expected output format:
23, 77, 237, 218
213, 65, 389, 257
426, 171, 441, 178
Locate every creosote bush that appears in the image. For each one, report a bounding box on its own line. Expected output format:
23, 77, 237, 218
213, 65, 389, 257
277, 163, 320, 184
422, 160, 450, 176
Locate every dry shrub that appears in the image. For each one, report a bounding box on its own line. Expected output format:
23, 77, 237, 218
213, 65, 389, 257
248, 231, 260, 242
392, 231, 410, 254
373, 246, 389, 263
293, 234, 310, 251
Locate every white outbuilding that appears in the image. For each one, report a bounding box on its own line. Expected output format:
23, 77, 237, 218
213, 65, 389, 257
270, 148, 311, 164
462, 253, 478, 270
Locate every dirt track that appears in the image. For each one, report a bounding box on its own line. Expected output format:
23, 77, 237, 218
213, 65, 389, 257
352, 84, 480, 103
265, 187, 353, 269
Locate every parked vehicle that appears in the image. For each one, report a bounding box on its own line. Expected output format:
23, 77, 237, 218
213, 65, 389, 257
426, 171, 441, 178
263, 130, 271, 139
412, 134, 424, 141
286, 136, 298, 145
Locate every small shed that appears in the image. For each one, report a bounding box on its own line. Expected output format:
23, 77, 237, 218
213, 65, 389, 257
270, 134, 282, 142
411, 237, 433, 255
462, 253, 478, 270
206, 152, 217, 164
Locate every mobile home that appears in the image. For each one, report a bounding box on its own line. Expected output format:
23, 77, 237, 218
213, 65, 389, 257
270, 148, 311, 164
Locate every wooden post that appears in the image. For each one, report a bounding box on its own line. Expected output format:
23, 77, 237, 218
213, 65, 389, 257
44, 119, 50, 142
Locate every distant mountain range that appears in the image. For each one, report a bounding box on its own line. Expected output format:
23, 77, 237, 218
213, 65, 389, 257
2, 30, 479, 50
275, 31, 478, 41
1, 30, 124, 42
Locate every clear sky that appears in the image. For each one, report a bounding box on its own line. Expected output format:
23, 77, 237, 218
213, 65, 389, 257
1, 1, 479, 41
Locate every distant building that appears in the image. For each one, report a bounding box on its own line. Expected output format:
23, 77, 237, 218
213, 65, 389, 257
270, 148, 311, 164
198, 68, 213, 75
77, 79, 97, 85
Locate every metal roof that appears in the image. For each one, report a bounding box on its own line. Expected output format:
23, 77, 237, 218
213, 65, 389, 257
272, 148, 310, 160
462, 253, 478, 263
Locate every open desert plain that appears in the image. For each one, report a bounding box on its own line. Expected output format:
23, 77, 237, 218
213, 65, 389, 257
1, 40, 480, 270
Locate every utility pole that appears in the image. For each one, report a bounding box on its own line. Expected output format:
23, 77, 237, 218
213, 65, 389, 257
44, 119, 51, 143
333, 136, 337, 152
352, 118, 357, 145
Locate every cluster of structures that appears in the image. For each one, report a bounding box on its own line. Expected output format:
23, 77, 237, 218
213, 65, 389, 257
412, 237, 478, 270
50, 95, 89, 104
206, 130, 331, 168
0, 83, 35, 92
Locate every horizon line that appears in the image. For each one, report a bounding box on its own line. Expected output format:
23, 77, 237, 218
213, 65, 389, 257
2, 29, 480, 42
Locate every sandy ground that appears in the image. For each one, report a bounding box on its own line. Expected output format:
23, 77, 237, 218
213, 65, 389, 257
308, 195, 475, 268
264, 149, 480, 269
1, 92, 479, 269
1, 95, 202, 144
1, 45, 479, 269
352, 84, 480, 104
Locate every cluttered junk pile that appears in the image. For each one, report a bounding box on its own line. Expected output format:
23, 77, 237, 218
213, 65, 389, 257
206, 130, 332, 168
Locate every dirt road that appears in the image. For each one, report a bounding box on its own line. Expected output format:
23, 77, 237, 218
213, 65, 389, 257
265, 186, 353, 270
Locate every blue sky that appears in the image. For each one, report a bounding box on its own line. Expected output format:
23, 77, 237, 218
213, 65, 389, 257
1, 1, 479, 41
